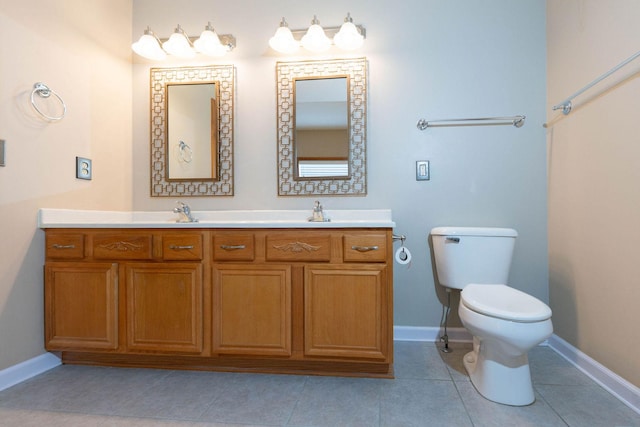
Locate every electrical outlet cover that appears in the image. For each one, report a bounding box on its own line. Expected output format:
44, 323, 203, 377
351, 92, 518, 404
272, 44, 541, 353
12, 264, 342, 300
76, 157, 92, 180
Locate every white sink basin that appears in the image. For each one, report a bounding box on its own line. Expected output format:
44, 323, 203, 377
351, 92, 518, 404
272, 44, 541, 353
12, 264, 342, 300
38, 208, 395, 229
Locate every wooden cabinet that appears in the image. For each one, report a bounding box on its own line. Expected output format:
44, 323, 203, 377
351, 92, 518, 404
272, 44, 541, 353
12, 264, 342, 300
45, 262, 118, 351
304, 264, 389, 360
126, 263, 203, 354
213, 264, 291, 356
43, 227, 393, 377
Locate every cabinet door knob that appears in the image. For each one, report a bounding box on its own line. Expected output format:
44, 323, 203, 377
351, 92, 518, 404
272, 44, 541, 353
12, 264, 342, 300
351, 245, 379, 252
169, 245, 195, 250
52, 244, 76, 249
220, 244, 246, 250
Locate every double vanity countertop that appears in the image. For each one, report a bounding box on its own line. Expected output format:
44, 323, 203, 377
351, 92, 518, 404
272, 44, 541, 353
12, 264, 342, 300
38, 208, 395, 229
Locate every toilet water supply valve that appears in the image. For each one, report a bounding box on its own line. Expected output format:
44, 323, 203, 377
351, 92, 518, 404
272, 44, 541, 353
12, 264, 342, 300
440, 289, 452, 353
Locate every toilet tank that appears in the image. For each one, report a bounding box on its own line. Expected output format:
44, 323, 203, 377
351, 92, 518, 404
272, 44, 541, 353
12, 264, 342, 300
430, 227, 517, 290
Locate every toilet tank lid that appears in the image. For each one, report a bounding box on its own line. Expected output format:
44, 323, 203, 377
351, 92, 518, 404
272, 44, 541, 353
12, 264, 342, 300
431, 227, 517, 237
461, 284, 552, 322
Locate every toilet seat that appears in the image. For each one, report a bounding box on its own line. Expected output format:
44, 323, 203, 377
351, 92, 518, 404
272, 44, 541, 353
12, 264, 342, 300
461, 284, 552, 322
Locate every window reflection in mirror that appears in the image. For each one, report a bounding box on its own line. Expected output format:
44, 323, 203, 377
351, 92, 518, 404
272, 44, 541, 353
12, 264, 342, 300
166, 83, 219, 180
294, 77, 349, 179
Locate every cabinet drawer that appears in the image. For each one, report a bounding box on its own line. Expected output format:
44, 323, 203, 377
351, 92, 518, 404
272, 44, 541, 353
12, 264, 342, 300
162, 234, 203, 260
343, 234, 388, 262
266, 233, 331, 262
213, 234, 255, 261
46, 234, 84, 259
92, 234, 153, 260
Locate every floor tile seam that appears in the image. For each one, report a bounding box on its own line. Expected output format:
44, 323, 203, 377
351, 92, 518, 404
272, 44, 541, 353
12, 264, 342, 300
531, 384, 571, 427
282, 375, 308, 427
388, 377, 457, 385
449, 377, 476, 426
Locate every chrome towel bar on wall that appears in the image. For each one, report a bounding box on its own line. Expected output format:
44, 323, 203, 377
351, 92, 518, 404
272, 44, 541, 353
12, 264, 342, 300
552, 49, 640, 116
416, 115, 525, 130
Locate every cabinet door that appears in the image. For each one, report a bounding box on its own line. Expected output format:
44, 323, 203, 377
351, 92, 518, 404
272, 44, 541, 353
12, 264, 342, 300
126, 263, 203, 354
304, 264, 389, 360
213, 264, 291, 356
45, 262, 118, 351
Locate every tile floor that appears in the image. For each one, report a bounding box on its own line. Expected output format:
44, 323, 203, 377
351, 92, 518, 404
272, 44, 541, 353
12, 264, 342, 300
0, 342, 638, 426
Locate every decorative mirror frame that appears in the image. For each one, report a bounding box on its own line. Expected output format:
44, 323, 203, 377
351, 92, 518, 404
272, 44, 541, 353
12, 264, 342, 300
150, 65, 234, 197
276, 58, 367, 196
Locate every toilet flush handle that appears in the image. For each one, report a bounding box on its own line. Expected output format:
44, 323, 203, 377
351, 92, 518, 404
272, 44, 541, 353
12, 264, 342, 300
445, 237, 460, 243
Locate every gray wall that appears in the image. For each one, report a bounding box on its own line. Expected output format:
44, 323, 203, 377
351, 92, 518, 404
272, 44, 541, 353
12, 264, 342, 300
132, 0, 548, 328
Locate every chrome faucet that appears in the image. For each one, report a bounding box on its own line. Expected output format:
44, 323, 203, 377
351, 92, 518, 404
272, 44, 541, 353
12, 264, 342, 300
309, 200, 329, 222
173, 201, 198, 223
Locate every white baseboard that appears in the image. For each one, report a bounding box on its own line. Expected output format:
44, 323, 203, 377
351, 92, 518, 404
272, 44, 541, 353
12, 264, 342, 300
548, 334, 640, 415
0, 352, 61, 392
394, 325, 472, 343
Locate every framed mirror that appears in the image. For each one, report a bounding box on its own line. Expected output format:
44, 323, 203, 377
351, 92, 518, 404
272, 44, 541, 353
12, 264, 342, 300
150, 65, 234, 197
276, 58, 367, 196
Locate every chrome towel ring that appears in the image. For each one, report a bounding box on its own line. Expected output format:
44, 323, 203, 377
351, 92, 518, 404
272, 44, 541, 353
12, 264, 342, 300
30, 82, 67, 121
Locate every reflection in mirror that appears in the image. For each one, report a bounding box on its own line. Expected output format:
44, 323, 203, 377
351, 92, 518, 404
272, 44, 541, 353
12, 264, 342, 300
150, 65, 234, 197
295, 77, 349, 178
277, 58, 367, 196
167, 83, 218, 180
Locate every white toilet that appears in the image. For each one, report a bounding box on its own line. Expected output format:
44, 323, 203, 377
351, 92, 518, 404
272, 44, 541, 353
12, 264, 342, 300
431, 226, 552, 406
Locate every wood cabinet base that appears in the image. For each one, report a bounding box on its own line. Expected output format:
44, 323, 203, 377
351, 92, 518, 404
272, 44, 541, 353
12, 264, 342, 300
45, 228, 394, 379
60, 351, 393, 378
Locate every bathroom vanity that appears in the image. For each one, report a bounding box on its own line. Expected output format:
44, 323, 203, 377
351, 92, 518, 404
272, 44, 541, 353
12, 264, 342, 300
39, 209, 395, 377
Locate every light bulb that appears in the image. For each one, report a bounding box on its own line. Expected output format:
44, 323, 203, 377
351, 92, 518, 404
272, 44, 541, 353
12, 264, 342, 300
162, 25, 196, 58
132, 27, 166, 60
301, 16, 331, 52
194, 23, 227, 56
334, 14, 364, 50
269, 18, 299, 54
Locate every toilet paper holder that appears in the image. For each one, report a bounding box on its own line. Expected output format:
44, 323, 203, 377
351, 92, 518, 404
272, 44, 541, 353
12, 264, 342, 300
393, 233, 411, 264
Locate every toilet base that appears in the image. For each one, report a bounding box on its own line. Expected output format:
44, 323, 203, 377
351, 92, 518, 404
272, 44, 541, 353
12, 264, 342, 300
463, 347, 535, 406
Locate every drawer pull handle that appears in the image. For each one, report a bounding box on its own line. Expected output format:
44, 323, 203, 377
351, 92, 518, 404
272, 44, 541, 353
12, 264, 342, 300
169, 245, 194, 250
352, 245, 379, 252
52, 244, 76, 249
220, 244, 246, 251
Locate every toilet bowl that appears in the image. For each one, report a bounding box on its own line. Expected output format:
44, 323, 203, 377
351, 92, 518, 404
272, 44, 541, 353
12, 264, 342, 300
459, 284, 552, 406
430, 226, 553, 406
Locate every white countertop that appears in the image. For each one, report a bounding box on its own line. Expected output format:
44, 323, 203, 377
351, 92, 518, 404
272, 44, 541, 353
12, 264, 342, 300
38, 208, 395, 229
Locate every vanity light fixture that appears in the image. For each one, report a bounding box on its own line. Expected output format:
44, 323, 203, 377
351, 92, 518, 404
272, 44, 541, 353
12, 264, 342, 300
268, 18, 299, 54
162, 25, 196, 58
132, 23, 236, 60
333, 13, 364, 50
269, 13, 366, 54
193, 22, 228, 57
131, 26, 167, 60
301, 16, 332, 52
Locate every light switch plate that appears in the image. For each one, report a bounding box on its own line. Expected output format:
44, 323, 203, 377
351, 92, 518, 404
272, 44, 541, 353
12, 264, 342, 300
416, 160, 430, 181
76, 157, 92, 180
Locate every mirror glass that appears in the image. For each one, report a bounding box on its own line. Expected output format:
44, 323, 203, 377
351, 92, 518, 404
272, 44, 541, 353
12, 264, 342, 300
277, 58, 367, 196
150, 65, 234, 197
294, 77, 349, 178
167, 83, 218, 180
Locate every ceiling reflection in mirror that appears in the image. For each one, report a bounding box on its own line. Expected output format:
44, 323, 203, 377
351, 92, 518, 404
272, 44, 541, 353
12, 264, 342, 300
151, 65, 234, 197
277, 58, 367, 196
